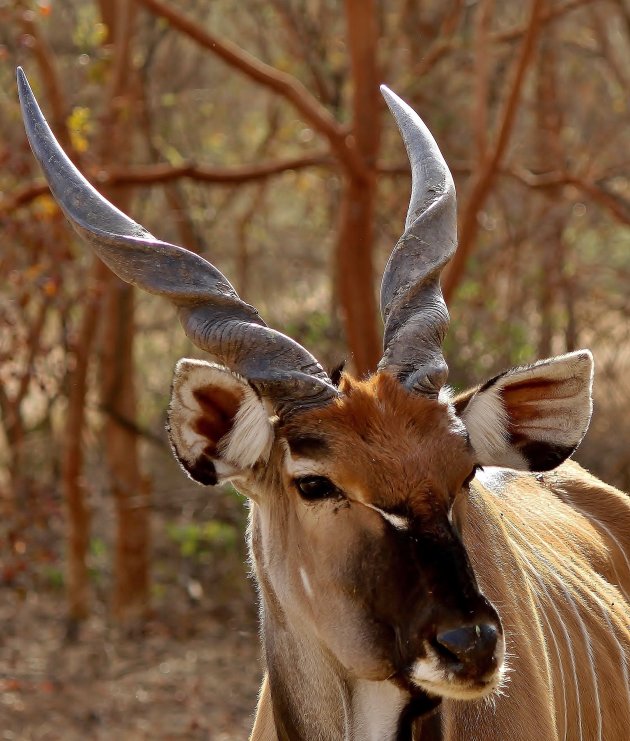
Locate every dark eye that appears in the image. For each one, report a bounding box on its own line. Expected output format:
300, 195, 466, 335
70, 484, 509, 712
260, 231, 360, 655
295, 476, 342, 501
463, 465, 482, 488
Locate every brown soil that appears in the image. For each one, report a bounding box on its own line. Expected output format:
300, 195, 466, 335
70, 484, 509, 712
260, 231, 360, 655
0, 591, 262, 740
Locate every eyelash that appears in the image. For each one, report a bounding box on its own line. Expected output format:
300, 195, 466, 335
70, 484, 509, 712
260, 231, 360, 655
294, 475, 343, 502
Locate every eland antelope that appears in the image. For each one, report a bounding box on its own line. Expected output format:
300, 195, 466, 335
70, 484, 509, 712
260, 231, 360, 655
18, 67, 630, 740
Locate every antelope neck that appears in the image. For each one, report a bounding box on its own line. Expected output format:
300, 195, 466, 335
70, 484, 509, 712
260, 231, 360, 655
261, 604, 435, 741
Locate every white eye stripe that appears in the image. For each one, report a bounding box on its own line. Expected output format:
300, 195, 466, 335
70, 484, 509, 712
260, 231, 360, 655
284, 452, 411, 531
366, 504, 410, 531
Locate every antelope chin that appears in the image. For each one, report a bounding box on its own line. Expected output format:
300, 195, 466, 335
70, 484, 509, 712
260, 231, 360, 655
408, 648, 506, 701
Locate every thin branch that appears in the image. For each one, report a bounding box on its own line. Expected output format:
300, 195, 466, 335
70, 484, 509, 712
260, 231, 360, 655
268, 0, 333, 106
100, 153, 333, 186
589, 3, 630, 91
413, 1, 465, 79
411, 0, 591, 79
135, 0, 367, 180
443, 0, 545, 302
0, 182, 50, 215
0, 154, 333, 216
492, 0, 593, 43
100, 404, 167, 448
509, 167, 630, 226
474, 0, 495, 160
16, 297, 50, 408
488, 3, 545, 172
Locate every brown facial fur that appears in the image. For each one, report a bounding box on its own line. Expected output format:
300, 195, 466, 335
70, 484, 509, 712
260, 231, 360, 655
256, 373, 500, 686
242, 369, 629, 741
282, 373, 475, 516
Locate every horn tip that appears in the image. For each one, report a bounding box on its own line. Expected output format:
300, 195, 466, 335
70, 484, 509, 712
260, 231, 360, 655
16, 67, 35, 118
16, 66, 29, 96
380, 84, 398, 106
379, 85, 417, 127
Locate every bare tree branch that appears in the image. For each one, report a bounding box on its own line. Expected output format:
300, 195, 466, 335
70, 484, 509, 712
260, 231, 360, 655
443, 0, 545, 302
492, 0, 593, 43
412, 1, 465, 79
0, 182, 50, 215
474, 0, 495, 160
100, 153, 333, 186
509, 167, 630, 226
410, 0, 591, 79
0, 154, 333, 217
135, 0, 367, 180
19, 9, 73, 152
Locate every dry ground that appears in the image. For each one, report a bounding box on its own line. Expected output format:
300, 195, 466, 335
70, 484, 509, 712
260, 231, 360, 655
1, 583, 261, 740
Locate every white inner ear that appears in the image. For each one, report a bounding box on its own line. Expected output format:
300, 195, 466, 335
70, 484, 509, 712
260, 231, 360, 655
461, 350, 593, 469
171, 359, 274, 470
170, 360, 218, 468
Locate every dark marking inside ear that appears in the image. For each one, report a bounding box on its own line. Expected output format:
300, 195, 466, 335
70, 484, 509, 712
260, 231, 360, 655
287, 434, 330, 459
452, 387, 478, 417
476, 372, 503, 395
186, 451, 218, 486
330, 361, 346, 387
502, 379, 579, 412
516, 439, 575, 472
503, 377, 554, 393
192, 386, 243, 451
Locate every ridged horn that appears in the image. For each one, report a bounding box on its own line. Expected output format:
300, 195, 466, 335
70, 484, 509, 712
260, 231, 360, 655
378, 86, 457, 397
17, 67, 338, 415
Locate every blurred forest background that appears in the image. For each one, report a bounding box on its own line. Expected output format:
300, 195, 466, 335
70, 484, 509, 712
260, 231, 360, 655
1, 0, 629, 737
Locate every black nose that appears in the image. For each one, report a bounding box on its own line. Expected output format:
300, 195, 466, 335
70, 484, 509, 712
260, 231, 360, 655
434, 623, 499, 676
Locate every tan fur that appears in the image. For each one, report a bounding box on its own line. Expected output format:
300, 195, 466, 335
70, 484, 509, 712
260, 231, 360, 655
245, 374, 630, 740
441, 463, 630, 740
170, 369, 628, 740
251, 676, 279, 741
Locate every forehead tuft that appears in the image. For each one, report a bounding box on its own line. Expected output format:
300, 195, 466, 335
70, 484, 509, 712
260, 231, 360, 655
294, 373, 458, 435
281, 373, 472, 503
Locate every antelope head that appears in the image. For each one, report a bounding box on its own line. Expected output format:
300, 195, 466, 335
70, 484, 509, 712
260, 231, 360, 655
19, 69, 593, 727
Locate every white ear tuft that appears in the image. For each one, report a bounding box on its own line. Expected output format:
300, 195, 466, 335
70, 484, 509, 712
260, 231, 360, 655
460, 382, 515, 464
220, 381, 274, 467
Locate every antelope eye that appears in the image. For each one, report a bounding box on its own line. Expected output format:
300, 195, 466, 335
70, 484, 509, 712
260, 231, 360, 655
295, 476, 342, 501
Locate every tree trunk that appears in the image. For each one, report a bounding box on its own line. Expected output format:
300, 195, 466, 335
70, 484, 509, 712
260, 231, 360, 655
62, 259, 107, 638
100, 276, 151, 624
335, 177, 381, 375
535, 21, 565, 357
97, 0, 151, 627
338, 0, 382, 376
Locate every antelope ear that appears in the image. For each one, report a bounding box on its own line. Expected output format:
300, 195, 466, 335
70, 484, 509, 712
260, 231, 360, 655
167, 359, 274, 485
455, 350, 593, 471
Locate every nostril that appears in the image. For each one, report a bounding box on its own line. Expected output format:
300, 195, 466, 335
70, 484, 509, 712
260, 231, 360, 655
434, 623, 498, 669
431, 637, 460, 665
